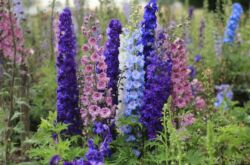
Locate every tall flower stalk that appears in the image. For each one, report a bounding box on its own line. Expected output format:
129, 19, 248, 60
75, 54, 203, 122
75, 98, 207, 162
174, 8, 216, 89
104, 19, 122, 105
223, 3, 243, 43
80, 15, 117, 163
170, 39, 192, 109
56, 8, 81, 134
140, 32, 172, 139
141, 0, 158, 76
80, 16, 116, 125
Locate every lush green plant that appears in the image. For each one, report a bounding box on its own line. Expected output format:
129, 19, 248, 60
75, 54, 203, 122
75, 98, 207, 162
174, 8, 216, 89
26, 111, 87, 164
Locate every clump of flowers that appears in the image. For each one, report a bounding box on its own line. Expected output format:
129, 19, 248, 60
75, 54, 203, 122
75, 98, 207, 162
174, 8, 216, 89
140, 32, 172, 139
0, 12, 26, 63
224, 3, 243, 43
171, 39, 192, 109
214, 84, 233, 110
56, 8, 81, 134
80, 15, 116, 125
104, 19, 122, 105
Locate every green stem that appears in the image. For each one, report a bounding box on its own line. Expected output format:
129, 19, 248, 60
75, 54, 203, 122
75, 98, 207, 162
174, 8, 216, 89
50, 0, 56, 62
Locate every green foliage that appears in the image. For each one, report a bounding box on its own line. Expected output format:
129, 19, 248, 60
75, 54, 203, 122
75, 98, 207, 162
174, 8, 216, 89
26, 111, 86, 164
142, 99, 185, 165
30, 62, 56, 121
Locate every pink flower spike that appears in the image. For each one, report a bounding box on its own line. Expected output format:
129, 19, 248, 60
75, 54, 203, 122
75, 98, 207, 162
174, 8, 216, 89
88, 37, 96, 46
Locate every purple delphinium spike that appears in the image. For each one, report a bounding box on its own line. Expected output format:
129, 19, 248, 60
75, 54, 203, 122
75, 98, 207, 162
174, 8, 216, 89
141, 0, 158, 78
140, 32, 172, 139
56, 8, 81, 134
104, 19, 122, 105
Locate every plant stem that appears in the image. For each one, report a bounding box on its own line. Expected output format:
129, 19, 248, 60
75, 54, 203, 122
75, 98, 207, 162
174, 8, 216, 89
5, 0, 17, 164
50, 0, 56, 62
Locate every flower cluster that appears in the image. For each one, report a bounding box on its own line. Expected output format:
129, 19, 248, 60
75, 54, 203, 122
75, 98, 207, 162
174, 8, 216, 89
214, 84, 233, 109
141, 0, 158, 72
171, 39, 192, 109
117, 28, 145, 151
85, 123, 112, 164
56, 8, 81, 134
224, 3, 243, 43
140, 33, 172, 139
0, 12, 25, 63
104, 19, 122, 105
80, 16, 116, 125
122, 29, 144, 118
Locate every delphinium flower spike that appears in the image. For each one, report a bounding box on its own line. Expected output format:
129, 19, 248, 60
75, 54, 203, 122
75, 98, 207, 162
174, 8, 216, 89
171, 39, 192, 109
140, 32, 172, 139
80, 15, 116, 125
141, 0, 158, 76
104, 19, 122, 105
56, 8, 81, 134
0, 12, 25, 63
116, 2, 145, 155
80, 15, 117, 163
224, 3, 243, 43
